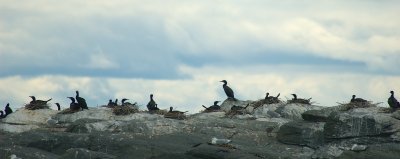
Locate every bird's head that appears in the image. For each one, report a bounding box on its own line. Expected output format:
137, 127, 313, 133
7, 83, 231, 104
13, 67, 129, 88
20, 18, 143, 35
220, 80, 227, 84
390, 91, 394, 95
214, 101, 220, 105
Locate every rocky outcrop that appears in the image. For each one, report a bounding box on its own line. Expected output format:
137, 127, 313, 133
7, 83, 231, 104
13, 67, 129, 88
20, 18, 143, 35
324, 107, 400, 139
302, 106, 340, 122
1, 99, 400, 159
277, 121, 325, 148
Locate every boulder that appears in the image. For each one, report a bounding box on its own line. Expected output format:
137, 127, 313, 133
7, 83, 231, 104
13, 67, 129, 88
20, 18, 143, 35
275, 104, 323, 120
277, 121, 325, 148
324, 107, 400, 139
0, 108, 58, 133
302, 106, 340, 122
338, 143, 400, 159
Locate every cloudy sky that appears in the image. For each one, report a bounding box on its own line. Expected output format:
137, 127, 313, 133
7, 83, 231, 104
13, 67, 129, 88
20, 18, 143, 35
1, 0, 399, 113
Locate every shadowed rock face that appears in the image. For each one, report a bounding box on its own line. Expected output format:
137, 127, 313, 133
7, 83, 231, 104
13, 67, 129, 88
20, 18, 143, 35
1, 99, 400, 159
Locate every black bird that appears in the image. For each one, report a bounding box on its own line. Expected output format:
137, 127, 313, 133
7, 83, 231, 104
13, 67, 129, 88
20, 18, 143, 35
76, 91, 88, 110
55, 103, 61, 111
67, 97, 80, 111
4, 103, 12, 117
220, 80, 235, 99
107, 99, 115, 107
265, 93, 280, 100
209, 101, 221, 110
121, 98, 134, 106
114, 99, 119, 106
265, 93, 270, 99
147, 94, 159, 111
202, 101, 221, 111
0, 110, 5, 119
350, 95, 367, 103
291, 94, 297, 100
29, 96, 52, 105
388, 91, 400, 109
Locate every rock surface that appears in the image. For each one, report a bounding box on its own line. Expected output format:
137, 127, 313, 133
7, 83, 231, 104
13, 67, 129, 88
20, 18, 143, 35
1, 99, 400, 159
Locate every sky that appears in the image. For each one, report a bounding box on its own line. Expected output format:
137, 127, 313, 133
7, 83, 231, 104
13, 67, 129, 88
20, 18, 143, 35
0, 0, 399, 113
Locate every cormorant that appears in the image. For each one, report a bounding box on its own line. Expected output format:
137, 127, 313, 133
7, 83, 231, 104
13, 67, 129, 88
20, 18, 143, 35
209, 101, 221, 110
4, 103, 12, 117
55, 103, 61, 111
291, 94, 297, 100
121, 98, 134, 106
76, 91, 88, 110
147, 94, 159, 111
0, 110, 4, 119
107, 99, 115, 107
350, 95, 367, 103
67, 97, 80, 111
265, 93, 270, 99
388, 91, 400, 109
29, 96, 52, 105
265, 93, 280, 100
114, 99, 119, 106
220, 80, 235, 100
202, 101, 221, 111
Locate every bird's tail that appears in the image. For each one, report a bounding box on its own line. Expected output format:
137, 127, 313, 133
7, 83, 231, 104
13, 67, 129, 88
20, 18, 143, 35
276, 93, 280, 98
46, 98, 52, 102
202, 105, 208, 109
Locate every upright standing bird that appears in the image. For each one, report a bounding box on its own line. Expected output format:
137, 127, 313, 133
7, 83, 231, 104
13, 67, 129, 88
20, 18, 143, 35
147, 94, 159, 111
220, 80, 235, 100
388, 91, 400, 109
114, 99, 119, 106
67, 97, 80, 111
4, 103, 13, 117
75, 91, 88, 110
55, 103, 61, 111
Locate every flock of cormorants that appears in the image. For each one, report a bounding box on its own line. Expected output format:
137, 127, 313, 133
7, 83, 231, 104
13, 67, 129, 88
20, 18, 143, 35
0, 80, 400, 119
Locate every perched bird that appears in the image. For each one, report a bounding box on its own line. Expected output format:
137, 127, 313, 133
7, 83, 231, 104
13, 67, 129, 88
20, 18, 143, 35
107, 99, 116, 107
55, 103, 61, 111
388, 91, 400, 109
350, 95, 367, 103
209, 101, 221, 110
265, 93, 270, 99
0, 110, 5, 119
114, 99, 119, 106
29, 96, 52, 105
147, 94, 159, 111
4, 103, 12, 117
202, 101, 221, 111
291, 94, 298, 100
264, 92, 281, 104
75, 91, 88, 110
67, 97, 80, 111
121, 98, 134, 106
220, 80, 235, 100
